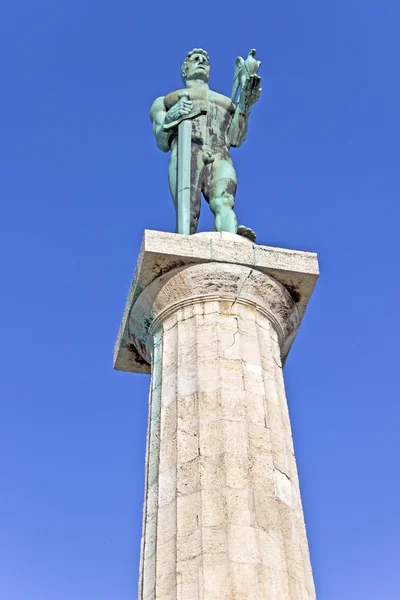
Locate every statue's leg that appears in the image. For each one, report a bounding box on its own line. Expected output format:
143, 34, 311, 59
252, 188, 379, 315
190, 147, 204, 234
204, 157, 238, 234
168, 147, 179, 231
168, 145, 203, 234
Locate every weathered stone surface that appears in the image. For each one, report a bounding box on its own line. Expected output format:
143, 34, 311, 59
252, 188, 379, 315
122, 254, 318, 599
114, 230, 318, 373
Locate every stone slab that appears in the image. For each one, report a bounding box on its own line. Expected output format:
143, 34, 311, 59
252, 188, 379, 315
114, 230, 319, 374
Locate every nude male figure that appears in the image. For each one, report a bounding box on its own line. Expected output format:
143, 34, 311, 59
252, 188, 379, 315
150, 48, 261, 238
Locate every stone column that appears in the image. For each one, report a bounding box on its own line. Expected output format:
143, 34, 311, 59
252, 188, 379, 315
114, 231, 319, 600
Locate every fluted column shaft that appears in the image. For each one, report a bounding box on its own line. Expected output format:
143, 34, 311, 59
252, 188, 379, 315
131, 262, 316, 600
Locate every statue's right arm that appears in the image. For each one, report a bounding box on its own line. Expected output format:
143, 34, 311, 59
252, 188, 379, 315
149, 97, 171, 152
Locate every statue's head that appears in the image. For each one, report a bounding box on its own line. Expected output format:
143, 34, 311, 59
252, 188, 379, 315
181, 49, 210, 85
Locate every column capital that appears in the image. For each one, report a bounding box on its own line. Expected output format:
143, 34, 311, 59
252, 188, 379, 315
130, 262, 300, 365
114, 231, 319, 374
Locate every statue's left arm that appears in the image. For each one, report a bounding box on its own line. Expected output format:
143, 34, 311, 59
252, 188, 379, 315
228, 74, 261, 148
228, 109, 250, 148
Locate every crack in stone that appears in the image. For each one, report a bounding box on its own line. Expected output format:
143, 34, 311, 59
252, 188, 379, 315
272, 355, 281, 368
274, 466, 292, 482
228, 268, 254, 314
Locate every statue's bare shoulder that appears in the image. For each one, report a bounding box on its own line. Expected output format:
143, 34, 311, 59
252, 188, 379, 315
149, 96, 166, 121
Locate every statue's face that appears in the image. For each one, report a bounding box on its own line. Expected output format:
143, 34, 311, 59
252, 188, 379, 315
185, 53, 210, 83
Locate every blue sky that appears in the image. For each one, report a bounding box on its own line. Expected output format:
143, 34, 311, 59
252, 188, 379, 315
1, 1, 400, 598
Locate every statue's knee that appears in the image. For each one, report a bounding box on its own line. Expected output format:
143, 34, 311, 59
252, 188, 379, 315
210, 195, 234, 213
209, 197, 219, 213
220, 194, 234, 209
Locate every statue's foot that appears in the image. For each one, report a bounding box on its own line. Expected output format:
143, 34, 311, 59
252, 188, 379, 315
237, 225, 256, 242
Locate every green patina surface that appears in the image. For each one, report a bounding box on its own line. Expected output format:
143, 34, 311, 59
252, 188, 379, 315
150, 49, 262, 241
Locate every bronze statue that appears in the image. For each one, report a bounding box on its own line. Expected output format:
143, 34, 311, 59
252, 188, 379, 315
150, 48, 261, 240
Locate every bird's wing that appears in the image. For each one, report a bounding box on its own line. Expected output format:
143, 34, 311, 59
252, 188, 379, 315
233, 56, 245, 81
231, 56, 245, 101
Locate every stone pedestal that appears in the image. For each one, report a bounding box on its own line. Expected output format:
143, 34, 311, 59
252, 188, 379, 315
114, 231, 319, 600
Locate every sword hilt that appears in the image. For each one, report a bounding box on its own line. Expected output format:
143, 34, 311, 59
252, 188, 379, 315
163, 91, 193, 132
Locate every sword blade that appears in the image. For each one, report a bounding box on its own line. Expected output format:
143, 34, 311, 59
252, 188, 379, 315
177, 119, 191, 235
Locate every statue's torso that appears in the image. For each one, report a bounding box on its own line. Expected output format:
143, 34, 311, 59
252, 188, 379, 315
165, 88, 236, 153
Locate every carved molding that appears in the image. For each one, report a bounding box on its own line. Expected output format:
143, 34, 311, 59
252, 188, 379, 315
128, 262, 300, 365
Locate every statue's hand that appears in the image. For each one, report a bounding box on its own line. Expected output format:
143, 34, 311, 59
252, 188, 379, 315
239, 74, 261, 114
164, 95, 193, 126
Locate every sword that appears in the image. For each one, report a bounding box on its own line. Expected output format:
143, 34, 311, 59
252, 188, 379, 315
176, 92, 191, 235
163, 91, 207, 235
